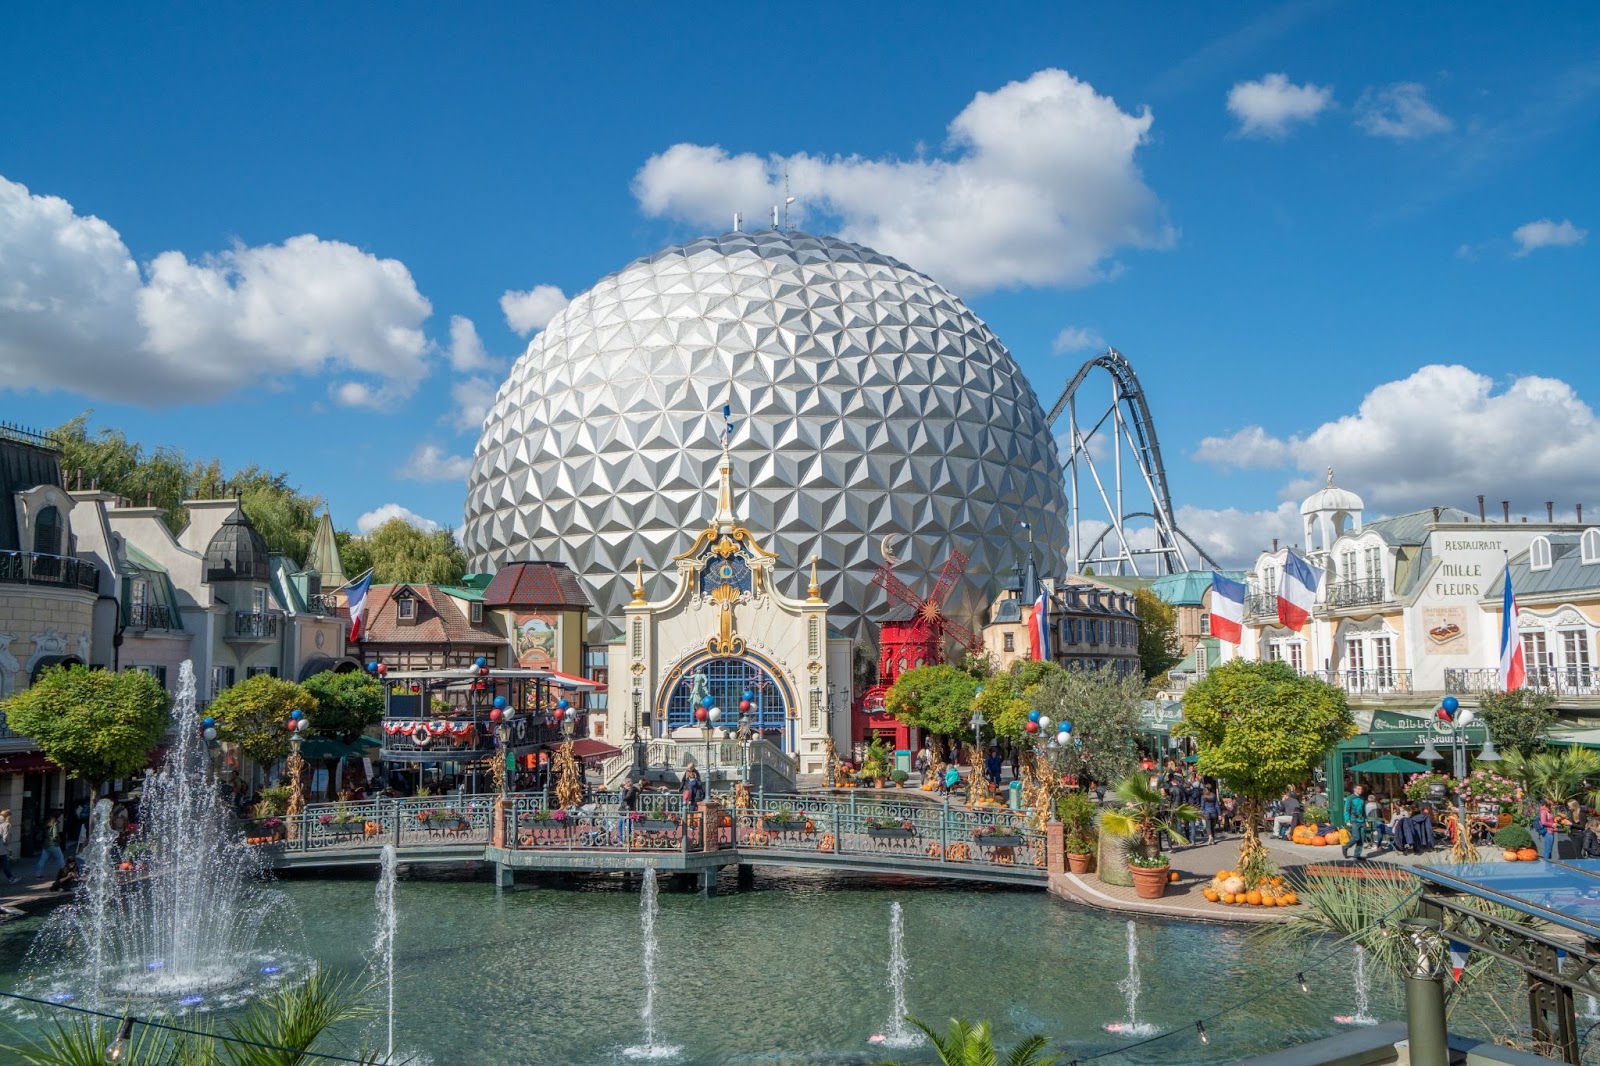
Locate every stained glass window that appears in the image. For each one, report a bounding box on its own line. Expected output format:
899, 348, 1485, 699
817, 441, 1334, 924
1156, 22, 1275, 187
699, 553, 752, 596
665, 658, 787, 738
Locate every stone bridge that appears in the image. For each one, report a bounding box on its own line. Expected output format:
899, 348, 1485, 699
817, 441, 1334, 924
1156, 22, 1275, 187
258, 791, 1053, 892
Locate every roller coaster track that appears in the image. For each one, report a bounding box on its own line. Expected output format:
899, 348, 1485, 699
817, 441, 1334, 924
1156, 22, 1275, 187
1047, 348, 1218, 576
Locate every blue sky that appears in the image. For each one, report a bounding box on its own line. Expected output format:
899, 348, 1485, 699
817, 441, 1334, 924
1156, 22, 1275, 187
2, 2, 1597, 566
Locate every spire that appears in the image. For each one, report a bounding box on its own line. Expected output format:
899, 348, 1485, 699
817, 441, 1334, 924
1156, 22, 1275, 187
1021, 520, 1039, 602
807, 555, 824, 602
714, 402, 737, 532
630, 558, 647, 605
305, 508, 347, 585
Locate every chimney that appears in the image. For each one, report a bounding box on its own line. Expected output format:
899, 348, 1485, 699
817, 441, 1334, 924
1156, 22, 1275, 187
1579, 504, 1585, 523
1502, 500, 1510, 523
1546, 501, 1554, 522
1477, 495, 1486, 522
1272, 538, 1279, 552
1432, 507, 1441, 521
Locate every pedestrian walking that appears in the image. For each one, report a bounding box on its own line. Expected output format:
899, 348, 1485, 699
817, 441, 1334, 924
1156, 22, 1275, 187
33, 814, 65, 878
1341, 784, 1369, 860
1537, 799, 1557, 860
681, 767, 705, 813
0, 809, 18, 884
1199, 784, 1221, 844
619, 776, 640, 844
984, 749, 1002, 788
1008, 745, 1021, 781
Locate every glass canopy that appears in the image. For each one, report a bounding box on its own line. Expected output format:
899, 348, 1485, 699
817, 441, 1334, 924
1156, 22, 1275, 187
1414, 860, 1600, 938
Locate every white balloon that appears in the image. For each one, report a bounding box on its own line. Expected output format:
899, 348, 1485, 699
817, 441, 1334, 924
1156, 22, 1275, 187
1457, 709, 1476, 727
203, 727, 217, 741
1038, 715, 1052, 729
707, 706, 721, 722
1057, 731, 1070, 745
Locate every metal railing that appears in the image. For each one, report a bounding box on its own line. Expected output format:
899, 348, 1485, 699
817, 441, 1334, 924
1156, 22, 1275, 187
1445, 667, 1599, 697
1325, 577, 1388, 609
128, 602, 176, 629
0, 550, 99, 592
0, 709, 23, 742
232, 611, 278, 638
305, 595, 337, 616
601, 737, 799, 790
277, 790, 1046, 876
380, 720, 494, 756
1244, 590, 1278, 620
1313, 668, 1413, 695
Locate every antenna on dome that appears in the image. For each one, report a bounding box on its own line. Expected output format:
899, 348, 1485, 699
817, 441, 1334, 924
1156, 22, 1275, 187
733, 212, 742, 233
782, 169, 797, 231
771, 205, 779, 229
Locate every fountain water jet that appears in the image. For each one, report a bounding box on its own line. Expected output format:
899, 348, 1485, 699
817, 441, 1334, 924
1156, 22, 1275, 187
871, 901, 923, 1049
1336, 945, 1377, 1025
1105, 919, 1157, 1037
23, 661, 292, 1007
623, 869, 681, 1060
375, 844, 398, 1062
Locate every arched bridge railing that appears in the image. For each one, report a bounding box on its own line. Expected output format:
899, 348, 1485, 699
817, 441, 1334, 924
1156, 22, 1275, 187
266, 792, 1047, 879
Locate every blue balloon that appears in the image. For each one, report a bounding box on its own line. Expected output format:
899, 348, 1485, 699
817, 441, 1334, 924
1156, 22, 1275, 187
701, 696, 714, 709
557, 698, 570, 711
742, 690, 755, 702
1060, 720, 1072, 733
290, 709, 303, 721
202, 717, 215, 729
493, 696, 508, 710
475, 656, 487, 669
366, 662, 378, 673
1441, 696, 1459, 714
1027, 710, 1041, 723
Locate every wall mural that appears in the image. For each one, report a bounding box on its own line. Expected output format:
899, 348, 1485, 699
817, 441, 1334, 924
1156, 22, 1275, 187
513, 612, 558, 671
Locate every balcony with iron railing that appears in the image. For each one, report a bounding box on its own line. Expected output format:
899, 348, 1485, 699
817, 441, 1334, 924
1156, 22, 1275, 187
1445, 667, 1599, 698
233, 611, 279, 639
0, 550, 99, 593
1244, 589, 1278, 620
1325, 576, 1388, 610
1312, 668, 1414, 696
128, 602, 177, 629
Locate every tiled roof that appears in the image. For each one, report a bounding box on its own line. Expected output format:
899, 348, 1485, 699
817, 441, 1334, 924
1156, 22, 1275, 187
482, 561, 591, 608
1364, 507, 1473, 547
1496, 534, 1600, 599
361, 584, 505, 646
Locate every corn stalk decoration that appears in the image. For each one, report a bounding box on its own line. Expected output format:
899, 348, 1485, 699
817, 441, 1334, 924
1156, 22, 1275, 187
553, 739, 584, 809
284, 742, 306, 841
1022, 749, 1057, 829
964, 742, 993, 806
823, 736, 839, 788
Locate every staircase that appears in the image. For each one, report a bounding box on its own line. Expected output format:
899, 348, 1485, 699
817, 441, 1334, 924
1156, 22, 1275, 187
601, 737, 798, 792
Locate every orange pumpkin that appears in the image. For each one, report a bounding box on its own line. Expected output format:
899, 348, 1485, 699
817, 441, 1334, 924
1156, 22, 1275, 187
1221, 893, 1235, 904
1310, 835, 1326, 846
1202, 887, 1220, 902
1245, 889, 1262, 905
1168, 870, 1180, 883
1517, 847, 1538, 861
1283, 892, 1298, 905
1502, 848, 1520, 861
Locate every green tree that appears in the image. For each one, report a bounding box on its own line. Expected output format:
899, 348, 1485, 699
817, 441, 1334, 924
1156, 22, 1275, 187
1176, 660, 1355, 862
972, 660, 1067, 740
1033, 667, 1147, 786
335, 529, 375, 581
1476, 687, 1558, 758
301, 670, 385, 743
1134, 588, 1181, 682
207, 675, 319, 765
357, 518, 468, 585
229, 466, 321, 565
885, 664, 979, 738
878, 1017, 1056, 1066
2, 666, 171, 791
1498, 747, 1600, 806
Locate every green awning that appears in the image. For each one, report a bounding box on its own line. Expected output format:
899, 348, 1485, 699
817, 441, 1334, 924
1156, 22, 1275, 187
299, 735, 381, 760
1183, 753, 1199, 764
1349, 754, 1430, 775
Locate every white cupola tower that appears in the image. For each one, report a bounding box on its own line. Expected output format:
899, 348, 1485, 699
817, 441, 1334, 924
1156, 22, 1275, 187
1299, 467, 1363, 559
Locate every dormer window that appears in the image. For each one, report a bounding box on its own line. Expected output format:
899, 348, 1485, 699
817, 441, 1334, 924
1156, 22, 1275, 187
1530, 536, 1552, 572
397, 596, 415, 621
33, 505, 62, 556
471, 602, 483, 623
251, 588, 267, 614
306, 573, 322, 599
1583, 528, 1600, 565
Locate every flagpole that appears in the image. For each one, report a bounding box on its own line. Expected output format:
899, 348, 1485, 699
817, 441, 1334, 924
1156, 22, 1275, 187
330, 567, 376, 595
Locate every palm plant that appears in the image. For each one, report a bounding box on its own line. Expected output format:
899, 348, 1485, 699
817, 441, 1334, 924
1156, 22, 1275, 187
1499, 748, 1600, 806
1097, 774, 1199, 857
1, 968, 382, 1065
876, 1017, 1057, 1066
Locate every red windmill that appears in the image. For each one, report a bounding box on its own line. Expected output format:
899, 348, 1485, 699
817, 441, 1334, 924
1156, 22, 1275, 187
857, 544, 982, 748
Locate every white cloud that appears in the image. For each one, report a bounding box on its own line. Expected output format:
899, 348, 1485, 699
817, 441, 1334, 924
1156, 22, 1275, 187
356, 503, 441, 534
632, 68, 1173, 293
398, 443, 473, 482
1192, 365, 1600, 511
501, 284, 569, 335
1355, 82, 1453, 140
449, 376, 499, 433
1173, 502, 1303, 569
1226, 73, 1333, 138
1052, 327, 1104, 354
446, 315, 491, 371
1512, 218, 1587, 257
0, 174, 434, 405
1193, 425, 1293, 470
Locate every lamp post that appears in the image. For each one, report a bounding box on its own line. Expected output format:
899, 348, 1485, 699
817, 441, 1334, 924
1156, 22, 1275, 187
1418, 696, 1498, 862
631, 687, 645, 774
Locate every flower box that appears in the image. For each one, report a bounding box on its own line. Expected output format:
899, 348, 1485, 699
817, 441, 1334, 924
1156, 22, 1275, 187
975, 834, 1025, 849
867, 827, 916, 840
764, 818, 809, 833
637, 818, 680, 833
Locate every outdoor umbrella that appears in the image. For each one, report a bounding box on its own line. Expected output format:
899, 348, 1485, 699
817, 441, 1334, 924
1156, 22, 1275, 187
1349, 754, 1430, 775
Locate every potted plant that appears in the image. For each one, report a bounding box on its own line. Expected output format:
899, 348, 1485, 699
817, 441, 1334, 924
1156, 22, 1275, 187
763, 806, 808, 833
1056, 791, 1098, 875
1494, 824, 1537, 861
867, 816, 916, 840
1097, 774, 1199, 900
890, 769, 909, 788
859, 740, 892, 788
973, 824, 1025, 849
637, 805, 679, 833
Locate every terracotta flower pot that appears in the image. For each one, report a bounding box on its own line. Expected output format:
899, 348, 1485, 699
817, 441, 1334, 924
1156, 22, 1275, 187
1067, 851, 1092, 875
1129, 864, 1171, 900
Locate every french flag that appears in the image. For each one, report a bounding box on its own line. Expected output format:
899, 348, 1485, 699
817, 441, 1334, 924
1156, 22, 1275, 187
1277, 552, 1321, 631
345, 569, 375, 644
1209, 572, 1245, 644
1028, 590, 1052, 662
1449, 939, 1472, 983
1500, 567, 1526, 692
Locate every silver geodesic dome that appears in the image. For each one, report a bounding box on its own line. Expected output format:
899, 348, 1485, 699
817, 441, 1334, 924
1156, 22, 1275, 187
463, 230, 1070, 641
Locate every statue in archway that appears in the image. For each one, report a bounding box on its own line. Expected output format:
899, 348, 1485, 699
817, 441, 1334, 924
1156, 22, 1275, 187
688, 669, 711, 710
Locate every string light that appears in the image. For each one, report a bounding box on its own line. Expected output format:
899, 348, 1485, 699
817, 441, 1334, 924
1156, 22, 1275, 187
105, 1016, 134, 1063
1297, 972, 1308, 993
1195, 1020, 1209, 1045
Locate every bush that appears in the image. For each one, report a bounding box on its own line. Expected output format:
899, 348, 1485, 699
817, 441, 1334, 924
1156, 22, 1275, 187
890, 769, 909, 784
1494, 824, 1535, 851
1302, 803, 1330, 825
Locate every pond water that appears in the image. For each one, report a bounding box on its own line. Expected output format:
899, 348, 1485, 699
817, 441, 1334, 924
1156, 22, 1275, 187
1, 865, 1392, 1065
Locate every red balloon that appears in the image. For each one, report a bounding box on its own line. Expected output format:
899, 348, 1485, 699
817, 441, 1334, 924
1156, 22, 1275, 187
1025, 720, 1040, 734
376, 663, 387, 676
739, 700, 752, 712
411, 683, 421, 693
1437, 707, 1452, 721
553, 708, 565, 722
695, 707, 708, 721
490, 708, 503, 722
